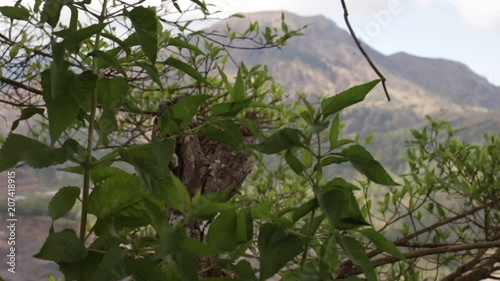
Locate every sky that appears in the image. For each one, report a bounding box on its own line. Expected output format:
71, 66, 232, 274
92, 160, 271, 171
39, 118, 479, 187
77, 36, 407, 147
207, 0, 500, 86
1, 0, 498, 85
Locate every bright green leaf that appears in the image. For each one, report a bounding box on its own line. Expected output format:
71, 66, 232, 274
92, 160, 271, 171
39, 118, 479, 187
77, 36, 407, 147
329, 114, 340, 149
233, 66, 245, 102
207, 210, 238, 252
321, 80, 380, 117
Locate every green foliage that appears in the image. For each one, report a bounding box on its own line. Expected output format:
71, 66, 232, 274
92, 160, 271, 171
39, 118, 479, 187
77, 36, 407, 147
0, 1, 423, 280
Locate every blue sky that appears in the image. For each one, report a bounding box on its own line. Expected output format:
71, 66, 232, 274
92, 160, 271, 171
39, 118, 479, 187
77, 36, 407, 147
210, 0, 500, 85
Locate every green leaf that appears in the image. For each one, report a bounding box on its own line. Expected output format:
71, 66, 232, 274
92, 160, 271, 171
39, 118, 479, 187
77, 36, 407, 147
88, 173, 145, 218
136, 62, 163, 90
217, 65, 233, 93
90, 245, 126, 281
163, 57, 210, 85
359, 228, 406, 261
49, 186, 80, 221
158, 94, 210, 135
0, 134, 75, 172
89, 50, 127, 76
258, 223, 304, 280
101, 32, 131, 57
316, 188, 345, 229
338, 235, 377, 281
118, 141, 175, 201
231, 260, 256, 281
341, 145, 399, 186
232, 66, 245, 102
0, 6, 30, 21
167, 36, 204, 55
72, 23, 106, 42
250, 202, 273, 219
9, 42, 20, 59
236, 208, 253, 243
292, 198, 317, 223
252, 128, 303, 154
321, 155, 348, 166
285, 150, 304, 175
210, 99, 251, 117
41, 0, 63, 27
11, 107, 45, 131
207, 210, 238, 252
321, 80, 380, 117
200, 121, 244, 150
34, 229, 88, 262
329, 114, 340, 149
97, 77, 129, 134
128, 6, 158, 63
125, 256, 171, 281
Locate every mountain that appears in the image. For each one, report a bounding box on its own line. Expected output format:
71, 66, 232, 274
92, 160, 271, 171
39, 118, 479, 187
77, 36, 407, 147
208, 11, 500, 173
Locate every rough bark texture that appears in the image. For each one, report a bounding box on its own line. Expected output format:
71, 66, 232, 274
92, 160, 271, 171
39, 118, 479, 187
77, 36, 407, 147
155, 97, 256, 277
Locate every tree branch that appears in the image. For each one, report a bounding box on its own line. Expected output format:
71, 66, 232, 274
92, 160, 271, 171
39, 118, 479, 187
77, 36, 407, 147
340, 0, 391, 101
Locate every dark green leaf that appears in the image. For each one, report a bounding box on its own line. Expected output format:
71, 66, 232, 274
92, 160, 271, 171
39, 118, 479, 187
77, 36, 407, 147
236, 208, 253, 243
73, 23, 106, 42
97, 77, 129, 134
0, 6, 29, 21
91, 246, 126, 281
200, 120, 244, 150
158, 94, 210, 135
167, 37, 204, 55
41, 0, 62, 27
89, 50, 126, 76
285, 150, 305, 175
321, 155, 348, 166
231, 260, 256, 281
359, 228, 406, 261
292, 198, 317, 223
34, 229, 88, 262
128, 6, 158, 63
252, 128, 303, 154
11, 107, 45, 131
163, 57, 210, 84
207, 210, 238, 252
49, 186, 80, 221
341, 145, 399, 185
338, 235, 376, 281
316, 188, 345, 229
258, 223, 304, 280
101, 32, 131, 57
210, 99, 251, 117
0, 134, 74, 171
125, 256, 170, 281
136, 62, 163, 90
118, 141, 176, 202
321, 80, 380, 117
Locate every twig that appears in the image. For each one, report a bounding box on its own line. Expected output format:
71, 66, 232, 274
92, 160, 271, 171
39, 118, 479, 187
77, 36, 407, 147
340, 0, 391, 101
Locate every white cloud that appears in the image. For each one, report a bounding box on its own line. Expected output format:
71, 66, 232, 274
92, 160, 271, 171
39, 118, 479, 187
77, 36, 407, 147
444, 0, 500, 30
